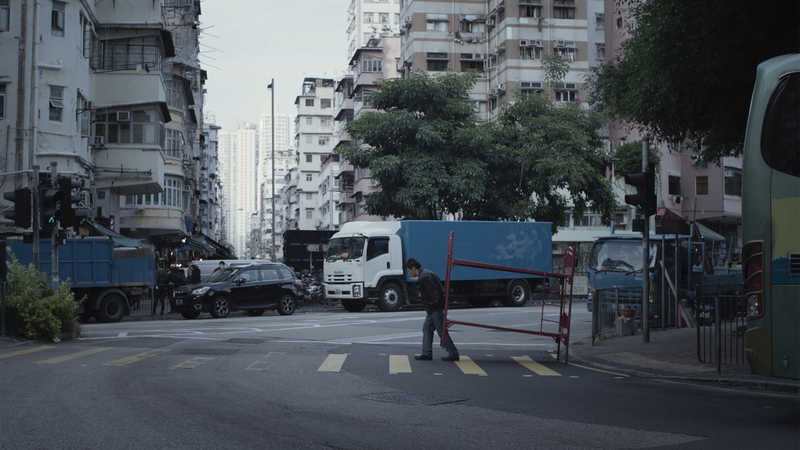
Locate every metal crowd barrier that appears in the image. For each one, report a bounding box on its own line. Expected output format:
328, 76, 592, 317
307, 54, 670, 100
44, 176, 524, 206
694, 293, 748, 373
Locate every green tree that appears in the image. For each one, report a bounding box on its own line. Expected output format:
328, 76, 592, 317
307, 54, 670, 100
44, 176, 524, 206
587, 0, 799, 163
483, 93, 616, 231
339, 71, 488, 219
541, 53, 570, 100
613, 140, 661, 179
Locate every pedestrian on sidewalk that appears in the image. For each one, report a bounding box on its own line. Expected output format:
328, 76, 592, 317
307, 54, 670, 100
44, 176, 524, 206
187, 260, 201, 284
405, 258, 459, 362
153, 263, 169, 315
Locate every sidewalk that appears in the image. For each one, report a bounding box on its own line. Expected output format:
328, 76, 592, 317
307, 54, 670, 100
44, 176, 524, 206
569, 327, 799, 394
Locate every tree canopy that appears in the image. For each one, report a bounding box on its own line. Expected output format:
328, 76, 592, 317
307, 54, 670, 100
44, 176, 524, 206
587, 0, 800, 163
337, 71, 616, 232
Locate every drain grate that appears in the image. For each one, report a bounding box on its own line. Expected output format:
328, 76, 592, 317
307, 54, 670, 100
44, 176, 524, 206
362, 393, 466, 406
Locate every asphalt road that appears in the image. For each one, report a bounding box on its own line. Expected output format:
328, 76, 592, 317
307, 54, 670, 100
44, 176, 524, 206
0, 305, 796, 449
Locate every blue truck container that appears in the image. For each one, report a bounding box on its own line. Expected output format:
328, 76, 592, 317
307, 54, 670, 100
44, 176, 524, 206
323, 221, 553, 312
7, 238, 155, 323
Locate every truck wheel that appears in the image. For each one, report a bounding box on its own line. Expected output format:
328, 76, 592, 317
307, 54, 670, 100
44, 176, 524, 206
96, 294, 126, 323
377, 283, 402, 312
341, 299, 366, 312
502, 280, 529, 307
181, 311, 200, 320
277, 295, 296, 315
210, 297, 231, 318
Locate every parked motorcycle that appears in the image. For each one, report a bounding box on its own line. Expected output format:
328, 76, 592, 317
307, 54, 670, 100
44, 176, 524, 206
301, 269, 324, 305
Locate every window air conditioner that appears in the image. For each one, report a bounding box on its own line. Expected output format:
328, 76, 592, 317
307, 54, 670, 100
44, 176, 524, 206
489, 48, 498, 54
497, 83, 506, 91
116, 111, 131, 122
531, 40, 542, 47
489, 89, 498, 97
564, 41, 576, 47
555, 40, 566, 47
82, 101, 93, 111
724, 170, 735, 177
473, 53, 484, 59
486, 18, 495, 26
92, 136, 105, 146
519, 40, 529, 47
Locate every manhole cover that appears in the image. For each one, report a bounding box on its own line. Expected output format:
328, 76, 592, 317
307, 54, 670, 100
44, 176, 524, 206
362, 393, 466, 406
224, 338, 266, 345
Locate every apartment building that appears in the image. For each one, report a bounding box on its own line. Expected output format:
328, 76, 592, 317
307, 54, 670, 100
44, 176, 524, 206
218, 121, 258, 258
398, 0, 603, 121
0, 0, 231, 261
347, 0, 402, 61
258, 109, 296, 260
294, 78, 337, 231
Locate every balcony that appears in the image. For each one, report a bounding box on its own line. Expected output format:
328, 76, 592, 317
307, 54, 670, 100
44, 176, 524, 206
93, 147, 165, 195
95, 0, 165, 24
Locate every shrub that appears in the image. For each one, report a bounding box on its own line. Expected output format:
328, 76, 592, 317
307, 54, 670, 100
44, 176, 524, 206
5, 250, 84, 340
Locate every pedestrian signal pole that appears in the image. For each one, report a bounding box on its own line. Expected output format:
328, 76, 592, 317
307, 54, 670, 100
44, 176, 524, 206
640, 137, 650, 343
49, 162, 59, 293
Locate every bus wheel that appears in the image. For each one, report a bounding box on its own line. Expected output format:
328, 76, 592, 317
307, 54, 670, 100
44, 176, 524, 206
341, 299, 366, 312
502, 280, 529, 307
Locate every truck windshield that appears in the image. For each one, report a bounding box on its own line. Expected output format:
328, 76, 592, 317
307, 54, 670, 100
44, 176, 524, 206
325, 236, 366, 260
589, 240, 658, 273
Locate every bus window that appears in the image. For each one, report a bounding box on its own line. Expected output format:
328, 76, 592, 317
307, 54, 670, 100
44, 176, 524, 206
761, 72, 800, 177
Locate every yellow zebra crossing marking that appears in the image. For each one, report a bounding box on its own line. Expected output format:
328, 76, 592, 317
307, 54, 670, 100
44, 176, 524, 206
246, 352, 286, 371
454, 356, 486, 375
102, 349, 171, 367
37, 347, 112, 364
389, 355, 411, 374
0, 346, 53, 360
318, 354, 347, 372
174, 356, 216, 369
513, 356, 561, 376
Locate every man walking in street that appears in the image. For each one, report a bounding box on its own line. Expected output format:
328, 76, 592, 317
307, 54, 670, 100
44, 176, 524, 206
187, 260, 201, 284
405, 258, 459, 361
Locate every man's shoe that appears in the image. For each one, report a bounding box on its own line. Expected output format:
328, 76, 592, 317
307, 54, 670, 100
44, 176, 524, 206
414, 355, 432, 361
441, 354, 460, 362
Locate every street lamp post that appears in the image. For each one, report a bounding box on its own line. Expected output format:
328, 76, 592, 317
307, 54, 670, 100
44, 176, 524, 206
267, 79, 276, 261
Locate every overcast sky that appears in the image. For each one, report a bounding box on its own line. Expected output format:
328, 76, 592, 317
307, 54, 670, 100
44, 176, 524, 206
200, 0, 350, 131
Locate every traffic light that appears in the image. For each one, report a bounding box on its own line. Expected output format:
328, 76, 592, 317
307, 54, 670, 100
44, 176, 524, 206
624, 171, 657, 217
40, 185, 63, 231
3, 188, 32, 228
58, 177, 83, 228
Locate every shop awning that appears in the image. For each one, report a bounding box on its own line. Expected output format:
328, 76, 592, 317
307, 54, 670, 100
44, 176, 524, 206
86, 220, 153, 248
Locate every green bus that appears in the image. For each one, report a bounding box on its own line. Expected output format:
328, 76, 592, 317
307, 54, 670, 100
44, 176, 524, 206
742, 54, 800, 380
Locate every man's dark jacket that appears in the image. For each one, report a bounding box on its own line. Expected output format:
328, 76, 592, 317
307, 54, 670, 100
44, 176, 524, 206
418, 267, 445, 314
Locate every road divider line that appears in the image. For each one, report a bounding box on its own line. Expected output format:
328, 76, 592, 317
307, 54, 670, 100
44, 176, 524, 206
0, 346, 54, 359
102, 349, 171, 367
454, 356, 486, 375
37, 347, 112, 364
318, 354, 347, 372
174, 356, 217, 369
246, 352, 286, 371
513, 356, 561, 376
389, 355, 411, 374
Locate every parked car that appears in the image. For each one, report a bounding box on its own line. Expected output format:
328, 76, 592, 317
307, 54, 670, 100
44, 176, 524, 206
170, 262, 303, 319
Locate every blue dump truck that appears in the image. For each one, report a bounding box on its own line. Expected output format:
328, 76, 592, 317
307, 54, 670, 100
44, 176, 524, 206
586, 224, 742, 324
7, 238, 155, 323
323, 221, 553, 312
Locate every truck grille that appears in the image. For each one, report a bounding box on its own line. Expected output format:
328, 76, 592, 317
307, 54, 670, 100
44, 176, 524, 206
327, 274, 353, 282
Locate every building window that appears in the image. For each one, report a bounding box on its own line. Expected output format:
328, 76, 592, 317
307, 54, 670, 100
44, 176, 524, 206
460, 60, 483, 72
554, 89, 577, 102
426, 20, 447, 32
51, 1, 65, 37
94, 109, 163, 145
318, 136, 330, 146
306, 154, 313, 163
520, 81, 543, 94
1, 0, 10, 32
0, 84, 5, 119
520, 4, 542, 18
364, 12, 374, 23
668, 175, 681, 196
320, 118, 332, 127
321, 99, 332, 108
556, 47, 577, 62
306, 209, 313, 219
426, 53, 448, 71
379, 13, 389, 24
307, 193, 312, 200
361, 57, 382, 73
696, 176, 709, 196
306, 136, 312, 144
460, 20, 485, 34
305, 99, 314, 107
306, 117, 313, 125
78, 96, 90, 136
81, 15, 92, 58
394, 13, 400, 24
520, 46, 543, 60
724, 168, 742, 197
166, 80, 186, 111
164, 128, 184, 158
93, 35, 164, 71
306, 174, 313, 182
576, 213, 603, 227
49, 86, 64, 121
596, 44, 605, 60
553, 6, 575, 19
596, 13, 605, 29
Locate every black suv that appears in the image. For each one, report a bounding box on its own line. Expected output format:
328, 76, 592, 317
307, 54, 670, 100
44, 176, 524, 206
170, 263, 303, 319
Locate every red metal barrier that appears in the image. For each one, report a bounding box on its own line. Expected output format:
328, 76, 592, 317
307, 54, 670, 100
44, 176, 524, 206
441, 231, 576, 363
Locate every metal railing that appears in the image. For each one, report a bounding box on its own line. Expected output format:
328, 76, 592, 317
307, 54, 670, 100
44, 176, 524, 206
694, 293, 748, 373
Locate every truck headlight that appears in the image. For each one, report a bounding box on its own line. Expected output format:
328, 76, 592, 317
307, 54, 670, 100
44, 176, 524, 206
353, 284, 362, 297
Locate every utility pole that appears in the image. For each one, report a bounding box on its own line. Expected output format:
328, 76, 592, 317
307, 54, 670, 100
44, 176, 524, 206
32, 165, 40, 269
50, 162, 59, 293
641, 137, 650, 343
268, 78, 276, 262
